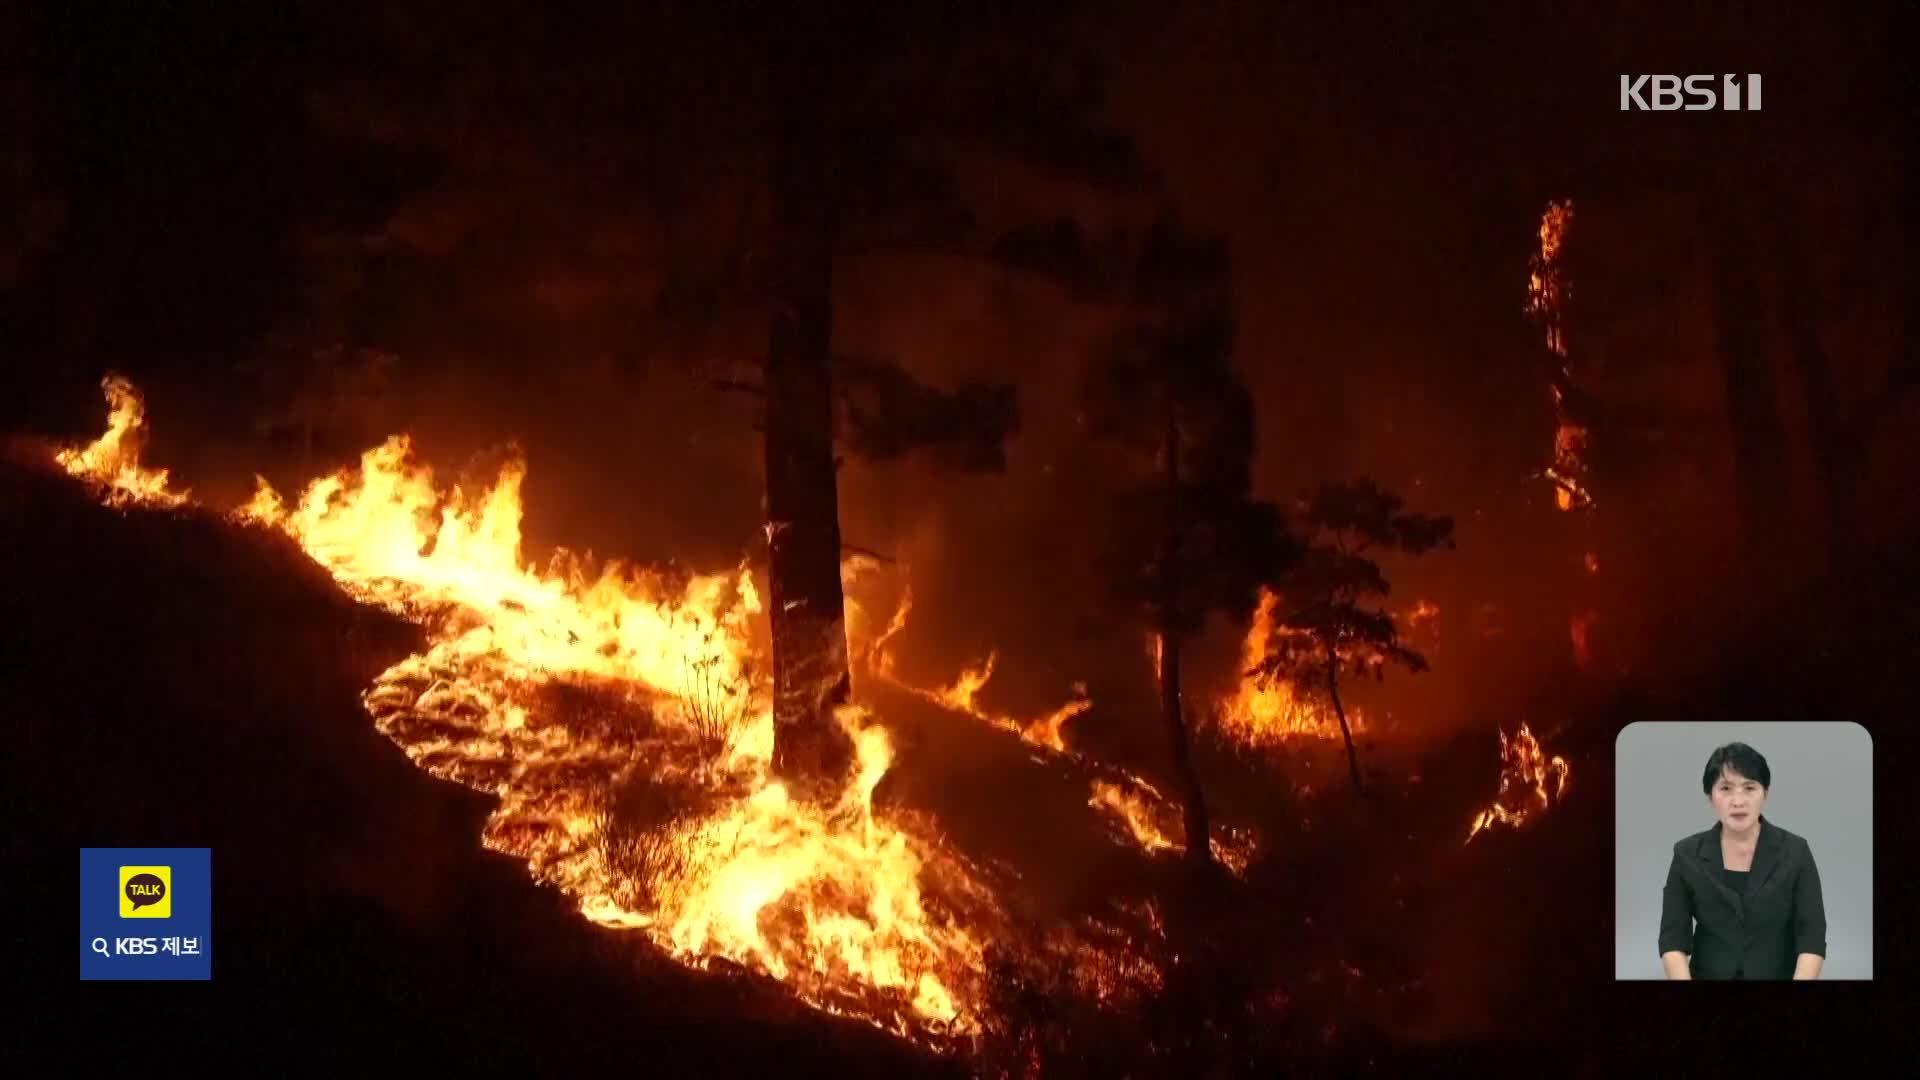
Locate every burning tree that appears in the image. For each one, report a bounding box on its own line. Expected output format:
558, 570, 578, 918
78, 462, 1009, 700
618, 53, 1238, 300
1081, 224, 1297, 869
1525, 198, 1615, 675
175, 9, 1136, 797
1251, 480, 1452, 797
756, 34, 860, 788
1464, 722, 1570, 844
742, 15, 1151, 790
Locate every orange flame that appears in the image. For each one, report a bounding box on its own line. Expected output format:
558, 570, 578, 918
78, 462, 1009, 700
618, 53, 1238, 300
863, 589, 1091, 755
57, 376, 1235, 1040
860, 580, 915, 682
1464, 722, 1570, 844
1086, 778, 1255, 877
1529, 199, 1592, 513
1215, 588, 1356, 745
54, 376, 189, 508
1088, 779, 1180, 856
857, 584, 1253, 871
935, 652, 997, 714
1528, 200, 1574, 360
58, 384, 997, 1037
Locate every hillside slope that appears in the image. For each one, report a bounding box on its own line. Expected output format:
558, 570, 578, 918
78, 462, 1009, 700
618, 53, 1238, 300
1, 445, 952, 1075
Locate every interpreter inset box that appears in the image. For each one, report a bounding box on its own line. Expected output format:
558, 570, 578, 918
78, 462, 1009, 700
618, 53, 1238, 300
1613, 722, 1871, 980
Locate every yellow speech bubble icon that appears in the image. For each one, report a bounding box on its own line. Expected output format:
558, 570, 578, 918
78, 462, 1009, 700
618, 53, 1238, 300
120, 865, 172, 918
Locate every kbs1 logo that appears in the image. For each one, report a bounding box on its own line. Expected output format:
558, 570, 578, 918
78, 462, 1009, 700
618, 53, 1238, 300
1620, 74, 1762, 111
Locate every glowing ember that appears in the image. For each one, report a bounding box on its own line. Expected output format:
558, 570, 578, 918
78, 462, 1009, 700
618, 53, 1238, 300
1215, 588, 1357, 744
1527, 200, 1574, 361
1544, 415, 1593, 512
54, 375, 189, 508
1568, 610, 1599, 669
1464, 722, 1571, 844
1406, 599, 1440, 631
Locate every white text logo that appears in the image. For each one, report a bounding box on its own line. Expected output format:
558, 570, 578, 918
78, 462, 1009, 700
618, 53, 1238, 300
1620, 74, 1762, 111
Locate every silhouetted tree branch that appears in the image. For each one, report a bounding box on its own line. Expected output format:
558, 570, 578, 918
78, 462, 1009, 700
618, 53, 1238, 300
1253, 480, 1453, 797
1084, 225, 1300, 870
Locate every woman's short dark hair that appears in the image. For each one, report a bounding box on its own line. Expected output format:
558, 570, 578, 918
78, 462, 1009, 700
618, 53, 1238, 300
1702, 742, 1771, 794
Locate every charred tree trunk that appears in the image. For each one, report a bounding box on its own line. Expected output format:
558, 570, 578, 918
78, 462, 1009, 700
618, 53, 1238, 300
1158, 630, 1211, 868
1323, 636, 1363, 798
765, 41, 853, 790
1700, 186, 1791, 575
1159, 411, 1212, 869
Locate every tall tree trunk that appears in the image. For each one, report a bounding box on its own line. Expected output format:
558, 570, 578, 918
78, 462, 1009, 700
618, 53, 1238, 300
1700, 184, 1791, 576
1323, 636, 1363, 797
1158, 630, 1211, 868
765, 39, 853, 790
1160, 410, 1212, 869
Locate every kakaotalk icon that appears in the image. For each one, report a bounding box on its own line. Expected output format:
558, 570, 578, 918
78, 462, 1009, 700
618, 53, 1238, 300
83, 849, 210, 980
120, 866, 171, 918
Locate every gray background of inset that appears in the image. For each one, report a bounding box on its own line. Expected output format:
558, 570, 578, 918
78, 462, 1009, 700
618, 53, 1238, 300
1614, 721, 1872, 979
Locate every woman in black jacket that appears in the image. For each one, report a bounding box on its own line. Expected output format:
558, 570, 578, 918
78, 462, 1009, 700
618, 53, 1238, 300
1658, 742, 1827, 980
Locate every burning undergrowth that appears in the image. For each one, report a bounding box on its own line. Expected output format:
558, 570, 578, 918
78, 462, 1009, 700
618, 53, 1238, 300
51, 372, 1580, 1066
52, 373, 1186, 1048
856, 582, 1263, 879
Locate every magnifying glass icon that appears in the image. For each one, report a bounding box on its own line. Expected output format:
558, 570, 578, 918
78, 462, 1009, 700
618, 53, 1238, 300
91, 937, 110, 958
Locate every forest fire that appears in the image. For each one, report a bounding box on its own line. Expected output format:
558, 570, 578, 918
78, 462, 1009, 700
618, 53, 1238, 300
56, 372, 1284, 1032
1463, 722, 1571, 844
858, 578, 1253, 872
917, 653, 1094, 756
1216, 588, 1358, 745
17, 5, 1906, 1072
1527, 197, 1608, 674
1087, 778, 1255, 876
861, 586, 1092, 756
1088, 779, 1180, 857
52, 375, 188, 508
1529, 200, 1590, 514
57, 375, 1022, 1037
